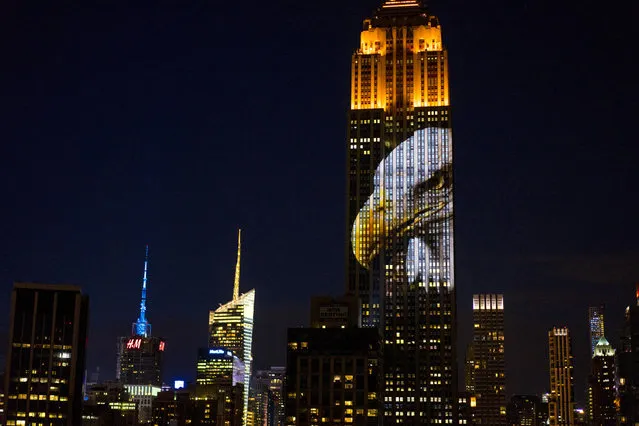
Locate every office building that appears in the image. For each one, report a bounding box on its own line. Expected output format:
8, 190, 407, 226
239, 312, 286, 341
284, 327, 381, 426
548, 327, 575, 426
469, 294, 506, 424
3, 282, 89, 426
310, 296, 360, 328
253, 367, 285, 426
346, 0, 456, 422
588, 306, 605, 358
116, 246, 165, 423
82, 381, 138, 426
506, 395, 542, 426
248, 381, 275, 426
587, 337, 618, 425
151, 386, 193, 426
209, 230, 255, 426
620, 285, 639, 425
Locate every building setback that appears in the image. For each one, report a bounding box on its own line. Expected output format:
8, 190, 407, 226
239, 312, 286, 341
548, 327, 575, 426
285, 328, 381, 426
346, 0, 457, 423
3, 282, 89, 426
469, 294, 506, 425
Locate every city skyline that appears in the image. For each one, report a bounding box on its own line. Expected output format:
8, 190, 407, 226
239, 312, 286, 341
0, 0, 637, 406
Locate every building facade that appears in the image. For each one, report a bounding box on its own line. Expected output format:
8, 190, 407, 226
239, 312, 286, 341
619, 285, 639, 425
115, 246, 165, 423
285, 328, 381, 426
588, 306, 605, 358
469, 294, 506, 424
209, 230, 255, 426
346, 0, 456, 423
588, 337, 618, 426
253, 367, 286, 426
506, 395, 543, 426
3, 282, 89, 426
548, 327, 575, 426
310, 296, 360, 329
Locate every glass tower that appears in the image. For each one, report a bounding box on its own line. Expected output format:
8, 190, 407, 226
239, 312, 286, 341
347, 0, 456, 423
209, 230, 255, 426
588, 305, 605, 358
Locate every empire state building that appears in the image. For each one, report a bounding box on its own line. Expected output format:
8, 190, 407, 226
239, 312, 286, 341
346, 0, 456, 424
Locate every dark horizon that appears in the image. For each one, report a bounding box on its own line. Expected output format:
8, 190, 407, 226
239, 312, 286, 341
0, 0, 636, 406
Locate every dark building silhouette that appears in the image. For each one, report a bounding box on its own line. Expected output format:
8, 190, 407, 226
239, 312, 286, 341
587, 337, 618, 426
506, 395, 543, 426
469, 294, 506, 425
151, 386, 193, 426
3, 282, 89, 426
310, 296, 360, 328
285, 328, 380, 426
82, 381, 138, 426
620, 285, 639, 425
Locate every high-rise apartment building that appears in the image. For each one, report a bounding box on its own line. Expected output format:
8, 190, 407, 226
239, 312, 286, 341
284, 328, 381, 426
469, 294, 506, 424
116, 246, 165, 423
548, 327, 575, 426
209, 230, 255, 426
587, 337, 618, 426
619, 284, 639, 426
3, 282, 89, 426
346, 1, 456, 423
588, 305, 605, 358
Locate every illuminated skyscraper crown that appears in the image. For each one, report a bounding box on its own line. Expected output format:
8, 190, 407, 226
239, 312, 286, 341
132, 245, 152, 337
593, 336, 615, 358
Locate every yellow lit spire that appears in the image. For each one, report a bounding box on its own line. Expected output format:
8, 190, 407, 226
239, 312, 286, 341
233, 229, 241, 301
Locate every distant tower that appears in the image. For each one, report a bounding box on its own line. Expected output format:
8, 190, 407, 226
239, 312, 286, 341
588, 305, 605, 357
133, 245, 152, 337
470, 294, 506, 425
209, 229, 256, 426
548, 327, 575, 426
588, 337, 618, 426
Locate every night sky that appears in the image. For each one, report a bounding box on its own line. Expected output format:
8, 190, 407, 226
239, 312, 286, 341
1, 0, 637, 405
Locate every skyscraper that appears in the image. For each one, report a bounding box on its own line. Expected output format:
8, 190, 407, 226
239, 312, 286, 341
253, 367, 286, 426
588, 337, 618, 426
548, 327, 575, 426
470, 294, 506, 425
346, 1, 456, 423
619, 285, 639, 425
209, 229, 255, 426
588, 305, 605, 358
3, 282, 89, 426
116, 246, 165, 422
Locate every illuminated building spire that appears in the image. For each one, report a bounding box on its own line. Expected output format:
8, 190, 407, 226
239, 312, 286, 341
233, 229, 241, 301
133, 245, 152, 337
